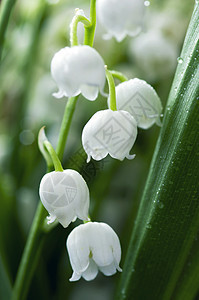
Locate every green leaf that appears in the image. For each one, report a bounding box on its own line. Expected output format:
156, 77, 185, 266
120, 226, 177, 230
0, 0, 17, 61
117, 3, 199, 300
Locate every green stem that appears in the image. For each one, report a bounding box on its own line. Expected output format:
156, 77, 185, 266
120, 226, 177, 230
12, 202, 47, 300
83, 215, 91, 224
105, 68, 117, 111
12, 0, 98, 297
109, 70, 128, 82
12, 96, 79, 300
56, 96, 78, 160
0, 0, 17, 61
70, 9, 90, 47
44, 141, 63, 172
84, 0, 96, 46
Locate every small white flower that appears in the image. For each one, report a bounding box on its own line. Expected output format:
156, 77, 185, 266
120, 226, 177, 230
51, 45, 106, 100
39, 169, 89, 227
66, 222, 122, 281
129, 31, 178, 81
96, 0, 145, 42
82, 109, 137, 162
109, 79, 162, 129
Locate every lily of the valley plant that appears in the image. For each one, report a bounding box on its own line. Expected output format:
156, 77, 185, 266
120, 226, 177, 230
9, 0, 171, 298
45, 1, 162, 282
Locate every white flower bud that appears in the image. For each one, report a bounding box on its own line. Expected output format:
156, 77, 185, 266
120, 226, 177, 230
96, 0, 145, 42
51, 45, 106, 101
109, 79, 162, 129
82, 109, 137, 162
66, 222, 122, 281
39, 169, 89, 228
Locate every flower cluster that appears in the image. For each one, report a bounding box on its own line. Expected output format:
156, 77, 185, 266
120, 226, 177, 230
39, 0, 163, 284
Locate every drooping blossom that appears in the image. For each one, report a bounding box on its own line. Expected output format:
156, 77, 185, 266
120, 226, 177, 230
82, 109, 137, 162
66, 222, 122, 281
109, 78, 162, 129
51, 45, 106, 100
39, 169, 89, 227
96, 0, 145, 42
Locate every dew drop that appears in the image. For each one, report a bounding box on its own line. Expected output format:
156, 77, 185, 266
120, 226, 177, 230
131, 268, 135, 273
158, 201, 164, 209
146, 222, 152, 229
121, 289, 127, 299
144, 0, 150, 6
177, 57, 183, 64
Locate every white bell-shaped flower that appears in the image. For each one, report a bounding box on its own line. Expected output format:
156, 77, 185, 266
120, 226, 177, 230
66, 222, 122, 281
82, 109, 137, 162
108, 79, 162, 129
129, 31, 178, 82
96, 0, 145, 42
51, 45, 106, 100
39, 169, 89, 228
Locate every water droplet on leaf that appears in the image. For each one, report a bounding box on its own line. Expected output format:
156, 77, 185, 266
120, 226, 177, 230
144, 1, 150, 6
146, 222, 152, 229
158, 201, 164, 209
177, 57, 183, 64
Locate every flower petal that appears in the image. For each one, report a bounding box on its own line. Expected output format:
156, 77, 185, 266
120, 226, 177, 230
67, 169, 89, 221
67, 224, 90, 274
69, 271, 81, 282
52, 89, 66, 99
55, 206, 75, 228
80, 84, 99, 101
88, 223, 115, 267
46, 214, 56, 224
82, 259, 98, 281
99, 262, 117, 276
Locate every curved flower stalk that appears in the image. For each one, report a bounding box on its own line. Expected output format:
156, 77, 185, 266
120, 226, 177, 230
66, 222, 122, 281
39, 169, 89, 227
109, 78, 162, 129
96, 0, 145, 42
82, 109, 137, 162
51, 45, 106, 100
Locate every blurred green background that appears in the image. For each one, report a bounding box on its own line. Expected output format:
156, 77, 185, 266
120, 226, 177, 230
0, 0, 195, 299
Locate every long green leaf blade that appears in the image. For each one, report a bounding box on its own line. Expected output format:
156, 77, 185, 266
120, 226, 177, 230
117, 3, 199, 300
